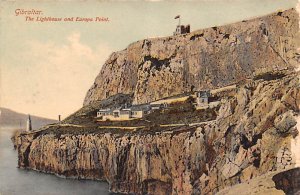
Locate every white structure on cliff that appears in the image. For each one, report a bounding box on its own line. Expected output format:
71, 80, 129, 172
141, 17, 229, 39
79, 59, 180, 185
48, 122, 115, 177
26, 114, 32, 131
195, 90, 210, 107
173, 15, 190, 35
291, 115, 300, 167
97, 104, 154, 121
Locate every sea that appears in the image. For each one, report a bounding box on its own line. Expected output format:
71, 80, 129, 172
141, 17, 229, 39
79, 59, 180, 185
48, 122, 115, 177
0, 126, 111, 195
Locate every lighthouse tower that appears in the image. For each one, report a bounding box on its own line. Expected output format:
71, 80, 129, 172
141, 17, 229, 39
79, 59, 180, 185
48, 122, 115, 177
26, 114, 32, 131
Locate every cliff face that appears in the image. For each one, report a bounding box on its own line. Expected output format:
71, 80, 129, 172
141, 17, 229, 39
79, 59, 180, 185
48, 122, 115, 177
84, 9, 299, 106
14, 8, 300, 194
16, 72, 300, 194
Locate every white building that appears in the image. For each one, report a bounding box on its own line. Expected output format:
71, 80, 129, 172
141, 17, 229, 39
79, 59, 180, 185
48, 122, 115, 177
96, 104, 158, 121
26, 114, 32, 131
131, 104, 152, 118
195, 90, 211, 107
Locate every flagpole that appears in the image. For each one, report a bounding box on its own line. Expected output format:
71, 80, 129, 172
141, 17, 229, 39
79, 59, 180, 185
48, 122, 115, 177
174, 15, 181, 26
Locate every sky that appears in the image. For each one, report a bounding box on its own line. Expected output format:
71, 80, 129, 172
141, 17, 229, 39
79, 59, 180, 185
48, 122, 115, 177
0, 0, 298, 119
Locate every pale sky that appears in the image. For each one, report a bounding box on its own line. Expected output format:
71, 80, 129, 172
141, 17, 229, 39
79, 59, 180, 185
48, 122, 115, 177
0, 0, 298, 119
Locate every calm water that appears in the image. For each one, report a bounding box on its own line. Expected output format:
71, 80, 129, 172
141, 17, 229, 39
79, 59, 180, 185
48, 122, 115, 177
0, 127, 111, 195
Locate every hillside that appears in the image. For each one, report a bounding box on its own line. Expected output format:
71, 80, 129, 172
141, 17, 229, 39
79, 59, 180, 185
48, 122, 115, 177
0, 107, 57, 130
15, 71, 300, 194
13, 8, 300, 195
84, 8, 299, 106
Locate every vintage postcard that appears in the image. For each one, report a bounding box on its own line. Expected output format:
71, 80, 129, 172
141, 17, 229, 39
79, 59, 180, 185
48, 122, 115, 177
0, 0, 299, 194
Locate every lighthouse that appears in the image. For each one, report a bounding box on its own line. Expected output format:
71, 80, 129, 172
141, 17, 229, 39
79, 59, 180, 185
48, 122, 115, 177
26, 114, 32, 131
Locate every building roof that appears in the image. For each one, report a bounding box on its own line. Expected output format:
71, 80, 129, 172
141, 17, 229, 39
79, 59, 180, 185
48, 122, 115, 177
98, 108, 111, 112
130, 104, 151, 111
197, 90, 211, 98
98, 103, 152, 115
120, 110, 131, 115
150, 103, 163, 108
98, 108, 114, 115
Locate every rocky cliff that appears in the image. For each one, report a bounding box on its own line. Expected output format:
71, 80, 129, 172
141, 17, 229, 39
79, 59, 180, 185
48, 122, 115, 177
14, 8, 300, 195
15, 71, 300, 194
84, 8, 299, 106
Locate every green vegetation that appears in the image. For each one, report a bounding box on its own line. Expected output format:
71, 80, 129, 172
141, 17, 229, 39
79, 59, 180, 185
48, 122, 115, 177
38, 97, 219, 137
253, 71, 287, 81
63, 93, 133, 125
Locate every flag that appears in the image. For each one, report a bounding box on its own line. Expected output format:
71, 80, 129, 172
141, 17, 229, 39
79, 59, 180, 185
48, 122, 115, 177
174, 15, 180, 19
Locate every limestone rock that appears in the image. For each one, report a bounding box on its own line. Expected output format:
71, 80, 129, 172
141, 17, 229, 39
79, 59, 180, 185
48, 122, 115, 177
274, 110, 297, 134
15, 72, 300, 194
272, 168, 300, 195
13, 8, 300, 195
83, 9, 299, 106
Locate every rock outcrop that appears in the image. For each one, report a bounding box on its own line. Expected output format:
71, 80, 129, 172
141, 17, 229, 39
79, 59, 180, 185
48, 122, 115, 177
84, 8, 299, 106
217, 168, 300, 195
13, 7, 300, 195
15, 72, 300, 194
273, 168, 300, 194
